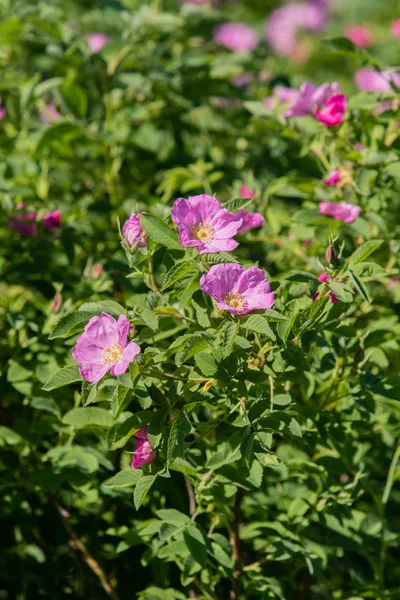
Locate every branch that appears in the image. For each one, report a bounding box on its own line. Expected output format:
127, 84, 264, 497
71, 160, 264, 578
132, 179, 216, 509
49, 495, 119, 600
185, 477, 196, 516
230, 488, 244, 600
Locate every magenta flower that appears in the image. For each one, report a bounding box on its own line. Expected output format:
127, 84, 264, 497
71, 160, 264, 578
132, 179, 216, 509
200, 264, 274, 315
72, 313, 141, 383
214, 23, 259, 52
312, 273, 338, 303
131, 428, 156, 469
43, 210, 61, 231
319, 201, 360, 223
391, 19, 400, 38
171, 194, 243, 254
354, 69, 400, 93
0, 97, 6, 121
233, 73, 253, 88
10, 212, 37, 237
315, 94, 346, 127
268, 82, 340, 120
236, 210, 264, 234
324, 170, 340, 186
264, 2, 326, 57
39, 104, 61, 125
87, 33, 111, 53
122, 213, 146, 247
344, 25, 373, 48
241, 185, 256, 199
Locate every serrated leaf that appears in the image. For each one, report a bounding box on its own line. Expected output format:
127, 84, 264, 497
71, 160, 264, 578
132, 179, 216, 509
183, 525, 207, 567
139, 308, 159, 331
243, 315, 276, 341
77, 300, 127, 316
140, 214, 181, 250
134, 475, 156, 510
49, 311, 95, 339
81, 381, 98, 407
161, 261, 194, 291
62, 407, 114, 428
223, 197, 254, 212
348, 240, 384, 267
156, 509, 190, 525
175, 335, 209, 367
42, 365, 82, 391
194, 352, 218, 377
348, 269, 369, 303
110, 385, 130, 418
103, 469, 143, 488
200, 252, 239, 265
192, 299, 210, 328
222, 321, 240, 358
112, 412, 152, 449
60, 81, 87, 118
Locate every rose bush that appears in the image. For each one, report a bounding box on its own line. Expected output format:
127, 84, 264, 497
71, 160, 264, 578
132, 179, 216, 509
1, 0, 400, 599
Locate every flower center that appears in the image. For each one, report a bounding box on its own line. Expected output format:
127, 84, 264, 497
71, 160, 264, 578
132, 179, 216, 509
191, 222, 214, 243
102, 342, 123, 365
223, 291, 246, 310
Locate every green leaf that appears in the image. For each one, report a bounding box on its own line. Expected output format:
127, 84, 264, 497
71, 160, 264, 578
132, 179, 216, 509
321, 36, 367, 58
192, 299, 210, 328
77, 300, 127, 316
161, 261, 194, 291
140, 215, 181, 250
222, 321, 240, 358
243, 101, 272, 117
348, 240, 384, 266
139, 308, 159, 331
36, 122, 83, 154
194, 352, 218, 377
62, 407, 114, 428
7, 363, 33, 383
175, 335, 209, 367
60, 81, 88, 118
134, 475, 156, 510
273, 394, 292, 407
207, 433, 242, 469
42, 364, 82, 391
200, 252, 239, 265
81, 381, 98, 407
348, 269, 369, 303
49, 311, 95, 339
329, 282, 354, 303
183, 525, 207, 567
0, 426, 23, 447
289, 418, 302, 438
112, 413, 152, 448
110, 385, 130, 418
242, 315, 276, 341
156, 509, 191, 526
103, 469, 143, 488
223, 197, 254, 212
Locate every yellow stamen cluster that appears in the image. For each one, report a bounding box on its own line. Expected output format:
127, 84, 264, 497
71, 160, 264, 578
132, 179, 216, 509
191, 222, 214, 242
223, 291, 246, 310
102, 342, 123, 364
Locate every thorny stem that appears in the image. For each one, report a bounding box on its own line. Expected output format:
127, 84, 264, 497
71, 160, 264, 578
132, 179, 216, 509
230, 488, 244, 600
49, 495, 119, 600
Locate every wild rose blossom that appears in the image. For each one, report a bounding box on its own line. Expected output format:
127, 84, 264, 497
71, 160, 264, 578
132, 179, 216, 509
39, 104, 61, 125
344, 26, 373, 48
264, 2, 326, 57
0, 97, 6, 120
72, 313, 141, 383
319, 201, 360, 223
87, 33, 111, 53
354, 69, 400, 93
324, 170, 340, 186
391, 20, 400, 38
315, 94, 346, 127
235, 210, 264, 233
171, 194, 243, 254
132, 428, 156, 469
214, 23, 259, 52
122, 213, 146, 247
241, 185, 256, 199
200, 263, 274, 315
313, 272, 338, 303
43, 210, 61, 231
10, 211, 37, 237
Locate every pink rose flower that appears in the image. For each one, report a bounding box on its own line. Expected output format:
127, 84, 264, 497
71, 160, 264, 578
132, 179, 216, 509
312, 273, 338, 302
87, 33, 111, 53
240, 185, 256, 199
10, 212, 37, 237
214, 23, 259, 52
319, 201, 360, 223
268, 82, 340, 119
132, 428, 156, 468
315, 94, 346, 127
39, 104, 61, 125
171, 194, 243, 254
200, 263, 274, 315
0, 97, 6, 120
43, 210, 61, 231
235, 210, 264, 234
354, 69, 400, 93
72, 313, 141, 383
122, 213, 146, 247
391, 19, 400, 38
264, 2, 326, 57
344, 25, 373, 48
324, 170, 340, 186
